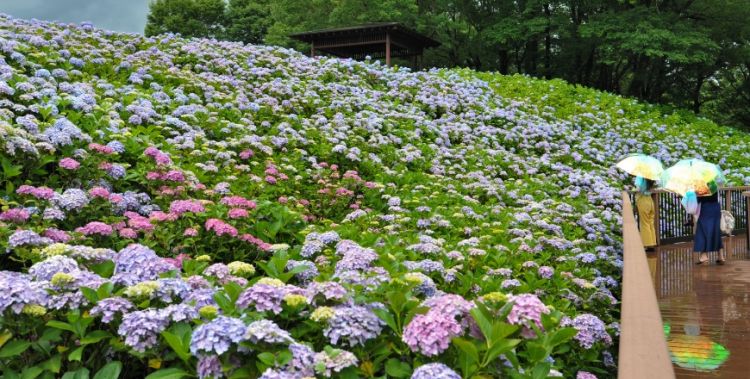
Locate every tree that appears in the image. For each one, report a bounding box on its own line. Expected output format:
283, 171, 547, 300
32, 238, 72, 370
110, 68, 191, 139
224, 0, 271, 44
145, 0, 226, 39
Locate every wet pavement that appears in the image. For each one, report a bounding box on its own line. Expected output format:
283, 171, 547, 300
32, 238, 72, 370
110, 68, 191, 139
648, 235, 750, 378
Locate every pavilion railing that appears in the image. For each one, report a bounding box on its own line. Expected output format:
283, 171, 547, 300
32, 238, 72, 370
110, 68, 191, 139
631, 186, 750, 246
618, 192, 675, 378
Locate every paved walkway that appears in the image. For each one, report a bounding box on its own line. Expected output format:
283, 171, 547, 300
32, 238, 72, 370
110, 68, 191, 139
648, 235, 750, 378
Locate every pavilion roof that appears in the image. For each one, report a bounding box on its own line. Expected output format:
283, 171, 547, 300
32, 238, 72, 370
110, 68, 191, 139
290, 22, 440, 59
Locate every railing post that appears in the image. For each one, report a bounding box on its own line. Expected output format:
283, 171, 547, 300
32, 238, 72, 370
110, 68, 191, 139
744, 191, 750, 250
653, 192, 661, 246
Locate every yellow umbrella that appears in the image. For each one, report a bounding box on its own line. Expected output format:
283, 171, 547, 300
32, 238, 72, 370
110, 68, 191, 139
660, 159, 725, 197
616, 154, 664, 180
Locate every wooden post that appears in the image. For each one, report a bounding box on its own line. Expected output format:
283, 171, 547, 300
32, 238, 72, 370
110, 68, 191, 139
310, 41, 315, 57
385, 32, 391, 66
745, 191, 750, 250
725, 189, 732, 212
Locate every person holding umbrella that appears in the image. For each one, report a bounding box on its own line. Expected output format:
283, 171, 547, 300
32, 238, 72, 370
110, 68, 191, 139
634, 176, 657, 251
616, 154, 663, 251
661, 159, 726, 265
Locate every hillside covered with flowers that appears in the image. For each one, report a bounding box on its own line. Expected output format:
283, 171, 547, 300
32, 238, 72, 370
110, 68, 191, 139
2, 14, 750, 379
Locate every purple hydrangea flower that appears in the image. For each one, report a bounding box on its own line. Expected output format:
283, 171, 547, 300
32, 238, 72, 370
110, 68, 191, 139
562, 314, 613, 349
0, 272, 48, 314
236, 283, 286, 314
29, 255, 80, 281
286, 259, 318, 282
90, 297, 134, 323
245, 319, 294, 344
162, 304, 199, 322
117, 309, 169, 352
190, 316, 247, 356
197, 355, 223, 379
324, 305, 384, 347
114, 244, 173, 281
307, 281, 348, 301
8, 229, 53, 248
411, 363, 461, 379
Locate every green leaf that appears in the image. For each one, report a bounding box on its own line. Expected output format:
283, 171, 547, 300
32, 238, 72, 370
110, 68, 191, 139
46, 321, 76, 334
452, 338, 480, 363
372, 308, 398, 333
470, 307, 494, 342
68, 346, 84, 362
549, 327, 577, 348
385, 358, 411, 378
80, 287, 99, 303
144, 368, 190, 379
0, 340, 31, 358
41, 355, 62, 373
213, 292, 234, 314
90, 261, 115, 278
20, 366, 43, 379
96, 282, 115, 298
61, 368, 90, 379
161, 331, 190, 362
525, 342, 548, 363
93, 361, 122, 379
490, 322, 519, 342
531, 362, 551, 379
257, 352, 276, 366
80, 330, 111, 345
485, 338, 521, 364
224, 281, 243, 302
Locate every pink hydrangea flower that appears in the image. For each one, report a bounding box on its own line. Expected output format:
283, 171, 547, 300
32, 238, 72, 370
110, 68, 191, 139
125, 211, 155, 231
17, 185, 55, 200
59, 158, 80, 170
146, 171, 162, 180
76, 221, 113, 236
169, 200, 205, 216
402, 312, 464, 356
228, 208, 249, 219
239, 150, 253, 159
43, 228, 70, 243
577, 372, 597, 379
184, 228, 199, 237
205, 218, 238, 237
89, 187, 110, 199
119, 228, 138, 238
162, 170, 185, 182
0, 208, 30, 223
507, 294, 550, 338
89, 143, 115, 154
220, 196, 256, 209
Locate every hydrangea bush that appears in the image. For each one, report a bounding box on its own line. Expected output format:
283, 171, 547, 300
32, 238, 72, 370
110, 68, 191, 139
0, 13, 747, 379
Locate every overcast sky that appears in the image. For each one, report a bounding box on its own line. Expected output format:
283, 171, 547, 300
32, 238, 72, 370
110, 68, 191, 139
1, 0, 151, 34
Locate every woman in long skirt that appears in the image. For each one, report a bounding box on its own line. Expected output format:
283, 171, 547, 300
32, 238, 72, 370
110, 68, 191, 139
635, 178, 657, 251
694, 191, 724, 264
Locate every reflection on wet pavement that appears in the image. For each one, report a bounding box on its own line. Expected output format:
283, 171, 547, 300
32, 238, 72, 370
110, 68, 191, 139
648, 235, 750, 378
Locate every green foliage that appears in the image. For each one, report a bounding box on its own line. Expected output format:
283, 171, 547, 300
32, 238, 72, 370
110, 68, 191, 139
145, 0, 227, 39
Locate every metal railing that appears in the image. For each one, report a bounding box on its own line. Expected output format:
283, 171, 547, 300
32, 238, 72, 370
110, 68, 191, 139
618, 192, 675, 378
631, 186, 750, 245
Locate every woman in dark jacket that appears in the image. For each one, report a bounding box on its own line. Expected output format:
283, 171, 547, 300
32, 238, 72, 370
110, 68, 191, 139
694, 189, 724, 265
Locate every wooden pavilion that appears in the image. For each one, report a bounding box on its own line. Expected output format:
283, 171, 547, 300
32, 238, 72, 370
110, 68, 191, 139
289, 22, 440, 67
